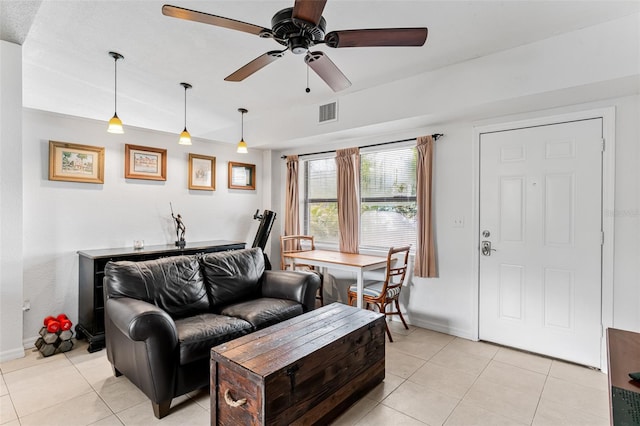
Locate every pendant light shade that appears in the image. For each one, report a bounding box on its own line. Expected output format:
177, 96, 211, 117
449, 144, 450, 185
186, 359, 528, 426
179, 128, 191, 145
107, 51, 124, 134
237, 108, 248, 154
237, 140, 248, 154
108, 113, 123, 134
179, 82, 192, 145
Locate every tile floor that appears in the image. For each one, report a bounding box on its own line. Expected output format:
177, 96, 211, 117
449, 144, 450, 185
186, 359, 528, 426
0, 322, 610, 426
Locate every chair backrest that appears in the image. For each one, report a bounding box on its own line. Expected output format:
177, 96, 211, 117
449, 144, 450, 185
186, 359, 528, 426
280, 235, 316, 270
381, 245, 411, 296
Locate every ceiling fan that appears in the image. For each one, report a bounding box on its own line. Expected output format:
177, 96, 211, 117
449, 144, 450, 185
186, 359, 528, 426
162, 0, 428, 92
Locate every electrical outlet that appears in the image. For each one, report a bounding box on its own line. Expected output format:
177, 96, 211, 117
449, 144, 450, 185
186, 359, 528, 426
453, 217, 464, 228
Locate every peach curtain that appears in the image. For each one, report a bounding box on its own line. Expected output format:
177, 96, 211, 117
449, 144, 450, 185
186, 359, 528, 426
336, 147, 360, 253
414, 136, 437, 277
284, 155, 300, 250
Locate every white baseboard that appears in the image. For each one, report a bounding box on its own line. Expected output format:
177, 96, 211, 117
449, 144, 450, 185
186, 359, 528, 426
0, 346, 26, 363
322, 297, 477, 341
406, 317, 476, 341
23, 334, 38, 349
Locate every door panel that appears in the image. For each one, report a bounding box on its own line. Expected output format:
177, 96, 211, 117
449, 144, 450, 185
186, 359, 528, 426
544, 267, 573, 329
499, 264, 524, 320
479, 119, 602, 367
500, 177, 525, 242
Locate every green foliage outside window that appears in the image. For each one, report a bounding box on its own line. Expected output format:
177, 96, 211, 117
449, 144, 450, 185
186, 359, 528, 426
308, 202, 339, 242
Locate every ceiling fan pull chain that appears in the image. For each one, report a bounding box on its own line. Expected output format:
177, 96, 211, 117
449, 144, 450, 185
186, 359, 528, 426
305, 63, 311, 93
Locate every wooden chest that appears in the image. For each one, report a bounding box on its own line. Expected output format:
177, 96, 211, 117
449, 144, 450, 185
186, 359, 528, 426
210, 303, 385, 425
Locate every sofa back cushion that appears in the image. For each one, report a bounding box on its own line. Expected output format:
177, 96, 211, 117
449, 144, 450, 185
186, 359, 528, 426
104, 255, 210, 318
200, 247, 265, 307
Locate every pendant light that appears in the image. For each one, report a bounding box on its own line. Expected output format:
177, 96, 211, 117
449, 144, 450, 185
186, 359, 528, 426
107, 51, 124, 134
179, 82, 192, 145
237, 108, 248, 154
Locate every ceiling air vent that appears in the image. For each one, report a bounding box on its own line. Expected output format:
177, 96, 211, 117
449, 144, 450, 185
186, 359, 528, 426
318, 101, 338, 124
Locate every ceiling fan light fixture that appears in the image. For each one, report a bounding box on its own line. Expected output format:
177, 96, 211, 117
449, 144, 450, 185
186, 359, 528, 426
288, 35, 310, 54
236, 108, 249, 154
179, 82, 193, 145
107, 51, 124, 134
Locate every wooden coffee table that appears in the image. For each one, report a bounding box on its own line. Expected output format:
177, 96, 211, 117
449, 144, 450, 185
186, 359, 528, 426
210, 303, 385, 425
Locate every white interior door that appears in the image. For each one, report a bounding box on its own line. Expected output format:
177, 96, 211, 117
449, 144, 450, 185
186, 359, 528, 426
479, 119, 603, 367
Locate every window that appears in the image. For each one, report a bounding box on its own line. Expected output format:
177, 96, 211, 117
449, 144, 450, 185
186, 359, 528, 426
304, 158, 338, 244
302, 144, 417, 249
360, 146, 417, 249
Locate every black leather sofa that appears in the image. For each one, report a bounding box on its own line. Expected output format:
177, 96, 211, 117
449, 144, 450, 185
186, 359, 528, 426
103, 247, 320, 418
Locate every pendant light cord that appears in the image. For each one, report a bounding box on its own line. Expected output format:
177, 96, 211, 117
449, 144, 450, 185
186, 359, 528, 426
241, 110, 244, 140
109, 52, 123, 115
113, 57, 118, 114
179, 82, 192, 132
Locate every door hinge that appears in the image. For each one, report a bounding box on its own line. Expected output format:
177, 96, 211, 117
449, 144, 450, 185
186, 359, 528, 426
601, 138, 605, 152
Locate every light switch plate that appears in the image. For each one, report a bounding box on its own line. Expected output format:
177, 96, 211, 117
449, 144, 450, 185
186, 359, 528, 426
453, 217, 464, 228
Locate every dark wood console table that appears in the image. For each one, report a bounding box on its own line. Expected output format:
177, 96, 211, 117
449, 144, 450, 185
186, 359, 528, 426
77, 240, 245, 352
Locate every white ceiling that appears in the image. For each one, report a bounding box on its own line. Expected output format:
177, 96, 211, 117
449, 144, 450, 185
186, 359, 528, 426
4, 0, 640, 148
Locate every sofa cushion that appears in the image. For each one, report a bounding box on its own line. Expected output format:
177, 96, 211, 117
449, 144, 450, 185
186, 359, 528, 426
174, 313, 252, 365
104, 261, 154, 304
105, 256, 210, 319
200, 247, 265, 307
218, 298, 303, 330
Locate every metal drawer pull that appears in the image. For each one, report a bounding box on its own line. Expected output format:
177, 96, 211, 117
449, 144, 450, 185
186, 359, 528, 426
224, 389, 247, 407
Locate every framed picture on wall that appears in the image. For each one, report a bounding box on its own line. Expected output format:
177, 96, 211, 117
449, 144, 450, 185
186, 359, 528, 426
228, 161, 256, 190
124, 144, 167, 181
188, 153, 216, 191
48, 140, 105, 184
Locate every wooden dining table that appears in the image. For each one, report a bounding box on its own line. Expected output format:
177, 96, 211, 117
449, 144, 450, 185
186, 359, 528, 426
283, 249, 388, 308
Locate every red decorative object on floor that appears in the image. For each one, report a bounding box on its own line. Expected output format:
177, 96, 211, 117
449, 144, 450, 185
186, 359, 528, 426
35, 313, 74, 357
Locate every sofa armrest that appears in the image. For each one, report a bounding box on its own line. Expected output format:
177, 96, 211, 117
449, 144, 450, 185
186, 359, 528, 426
104, 297, 179, 405
261, 270, 320, 312
106, 297, 178, 344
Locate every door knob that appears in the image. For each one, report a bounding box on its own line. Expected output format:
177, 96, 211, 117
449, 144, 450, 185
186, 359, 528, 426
481, 241, 496, 256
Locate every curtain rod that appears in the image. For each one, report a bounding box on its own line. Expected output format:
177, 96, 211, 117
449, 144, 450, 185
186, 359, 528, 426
280, 133, 443, 159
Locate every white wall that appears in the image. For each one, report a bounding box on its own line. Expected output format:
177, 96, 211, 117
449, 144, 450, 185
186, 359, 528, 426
411, 96, 640, 337
18, 109, 267, 353
268, 13, 640, 338
271, 95, 640, 341
0, 41, 25, 361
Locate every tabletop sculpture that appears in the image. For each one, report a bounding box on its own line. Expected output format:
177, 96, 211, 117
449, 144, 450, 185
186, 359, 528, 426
170, 203, 186, 248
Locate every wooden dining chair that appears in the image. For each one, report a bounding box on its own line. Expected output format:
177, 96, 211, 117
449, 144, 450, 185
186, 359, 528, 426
280, 235, 324, 306
347, 245, 411, 342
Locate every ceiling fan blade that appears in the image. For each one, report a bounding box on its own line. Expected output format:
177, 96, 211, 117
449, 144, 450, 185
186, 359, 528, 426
292, 0, 328, 26
304, 51, 351, 92
224, 51, 285, 82
325, 28, 428, 48
162, 4, 271, 36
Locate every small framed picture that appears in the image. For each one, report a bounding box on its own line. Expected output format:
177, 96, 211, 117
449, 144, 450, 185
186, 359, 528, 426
228, 161, 256, 190
125, 144, 167, 181
48, 140, 105, 184
188, 153, 216, 191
